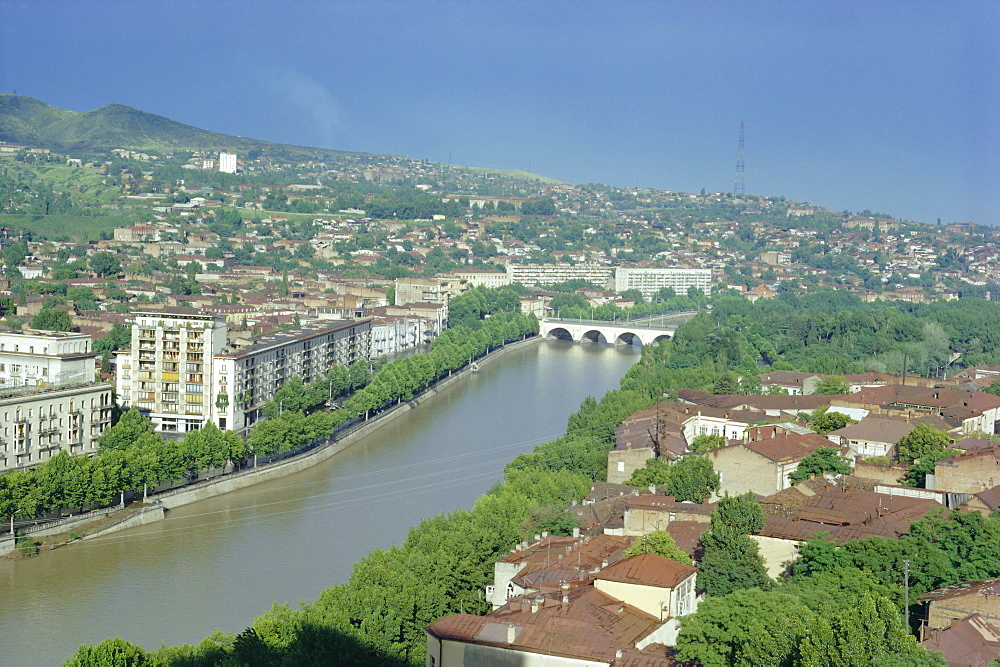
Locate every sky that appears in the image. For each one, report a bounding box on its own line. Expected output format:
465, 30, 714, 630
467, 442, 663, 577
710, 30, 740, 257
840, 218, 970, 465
1, 0, 998, 225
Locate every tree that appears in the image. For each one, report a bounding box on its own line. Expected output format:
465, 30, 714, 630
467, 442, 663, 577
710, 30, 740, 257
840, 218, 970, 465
897, 424, 951, 465
789, 447, 852, 482
625, 457, 671, 487
798, 592, 938, 666
30, 308, 72, 332
816, 375, 851, 394
689, 433, 726, 452
664, 455, 719, 503
710, 493, 765, 534
712, 372, 739, 394
89, 252, 122, 278
675, 588, 814, 666
98, 408, 156, 451
698, 526, 771, 596
622, 530, 692, 565
66, 637, 157, 667
810, 406, 856, 434
93, 323, 132, 354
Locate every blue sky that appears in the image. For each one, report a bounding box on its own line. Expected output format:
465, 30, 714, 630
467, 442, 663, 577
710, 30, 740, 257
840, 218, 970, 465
1, 1, 997, 225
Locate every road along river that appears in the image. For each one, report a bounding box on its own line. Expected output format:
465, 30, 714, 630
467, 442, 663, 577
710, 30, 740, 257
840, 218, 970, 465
0, 338, 640, 665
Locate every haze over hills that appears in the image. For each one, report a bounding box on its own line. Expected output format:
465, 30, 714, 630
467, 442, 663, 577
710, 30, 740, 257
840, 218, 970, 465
0, 94, 357, 158
0, 94, 558, 184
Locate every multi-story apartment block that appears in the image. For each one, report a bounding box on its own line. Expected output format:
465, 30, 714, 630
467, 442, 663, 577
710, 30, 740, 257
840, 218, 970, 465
507, 263, 614, 288
0, 329, 97, 388
614, 267, 712, 298
218, 152, 237, 174
212, 320, 371, 433
369, 316, 423, 359
117, 309, 228, 436
0, 383, 113, 471
116, 309, 371, 436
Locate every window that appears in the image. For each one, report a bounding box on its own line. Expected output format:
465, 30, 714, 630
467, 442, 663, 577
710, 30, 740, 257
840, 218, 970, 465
617, 461, 625, 472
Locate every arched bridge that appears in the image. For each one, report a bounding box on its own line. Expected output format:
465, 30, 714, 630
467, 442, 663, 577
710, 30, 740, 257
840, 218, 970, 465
539, 317, 680, 346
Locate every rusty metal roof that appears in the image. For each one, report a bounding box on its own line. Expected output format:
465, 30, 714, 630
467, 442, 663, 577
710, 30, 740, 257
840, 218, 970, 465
597, 553, 698, 589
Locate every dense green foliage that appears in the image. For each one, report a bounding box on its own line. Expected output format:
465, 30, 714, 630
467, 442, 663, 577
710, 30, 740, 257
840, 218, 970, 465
675, 587, 937, 666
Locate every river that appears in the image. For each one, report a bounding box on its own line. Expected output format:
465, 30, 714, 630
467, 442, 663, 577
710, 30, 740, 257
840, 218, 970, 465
0, 339, 639, 665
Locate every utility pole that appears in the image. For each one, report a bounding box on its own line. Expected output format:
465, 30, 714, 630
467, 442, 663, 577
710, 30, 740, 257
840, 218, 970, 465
734, 120, 745, 196
904, 558, 910, 629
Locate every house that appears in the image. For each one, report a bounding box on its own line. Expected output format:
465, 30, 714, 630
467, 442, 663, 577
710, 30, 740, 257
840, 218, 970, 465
607, 401, 773, 484
919, 579, 1000, 631
827, 415, 914, 459
754, 483, 948, 578
675, 388, 834, 419
705, 425, 848, 497
486, 532, 629, 610
428, 554, 698, 666
920, 614, 1000, 667
757, 370, 821, 395
621, 494, 714, 538
933, 447, 1000, 494
959, 485, 1000, 516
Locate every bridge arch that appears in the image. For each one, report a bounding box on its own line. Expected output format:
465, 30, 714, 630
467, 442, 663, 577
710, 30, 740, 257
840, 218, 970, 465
545, 327, 574, 341
614, 331, 643, 346
580, 329, 610, 344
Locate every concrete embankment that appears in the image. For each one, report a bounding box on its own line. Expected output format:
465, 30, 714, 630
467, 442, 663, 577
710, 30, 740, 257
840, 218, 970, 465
0, 504, 167, 557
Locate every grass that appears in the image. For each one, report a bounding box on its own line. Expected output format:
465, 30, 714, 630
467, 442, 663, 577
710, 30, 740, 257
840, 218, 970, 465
0, 212, 143, 243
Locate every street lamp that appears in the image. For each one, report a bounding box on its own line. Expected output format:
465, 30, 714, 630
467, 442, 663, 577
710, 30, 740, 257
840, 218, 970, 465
278, 398, 285, 416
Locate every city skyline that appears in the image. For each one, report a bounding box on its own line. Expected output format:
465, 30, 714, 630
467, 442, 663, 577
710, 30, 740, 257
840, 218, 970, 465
1, 0, 997, 225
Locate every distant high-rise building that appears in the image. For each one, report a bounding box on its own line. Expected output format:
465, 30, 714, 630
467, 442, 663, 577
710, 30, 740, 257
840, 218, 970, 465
219, 152, 237, 174
614, 267, 712, 299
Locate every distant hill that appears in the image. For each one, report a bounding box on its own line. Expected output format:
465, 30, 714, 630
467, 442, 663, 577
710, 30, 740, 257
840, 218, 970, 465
0, 95, 562, 184
0, 94, 352, 157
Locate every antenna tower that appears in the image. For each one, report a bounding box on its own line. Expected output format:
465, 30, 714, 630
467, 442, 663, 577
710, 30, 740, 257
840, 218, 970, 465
734, 120, 745, 196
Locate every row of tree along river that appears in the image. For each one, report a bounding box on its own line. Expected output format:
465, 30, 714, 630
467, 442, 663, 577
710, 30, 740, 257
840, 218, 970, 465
0, 338, 640, 665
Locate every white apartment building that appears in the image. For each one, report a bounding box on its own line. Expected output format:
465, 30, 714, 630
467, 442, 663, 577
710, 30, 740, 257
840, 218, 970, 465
369, 316, 422, 359
0, 383, 113, 471
213, 319, 371, 433
614, 267, 712, 299
116, 310, 228, 436
507, 263, 614, 288
449, 269, 511, 289
218, 152, 237, 174
0, 330, 97, 389
116, 310, 372, 436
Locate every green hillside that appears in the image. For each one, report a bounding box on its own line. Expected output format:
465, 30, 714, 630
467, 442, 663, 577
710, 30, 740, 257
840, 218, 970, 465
0, 95, 353, 157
